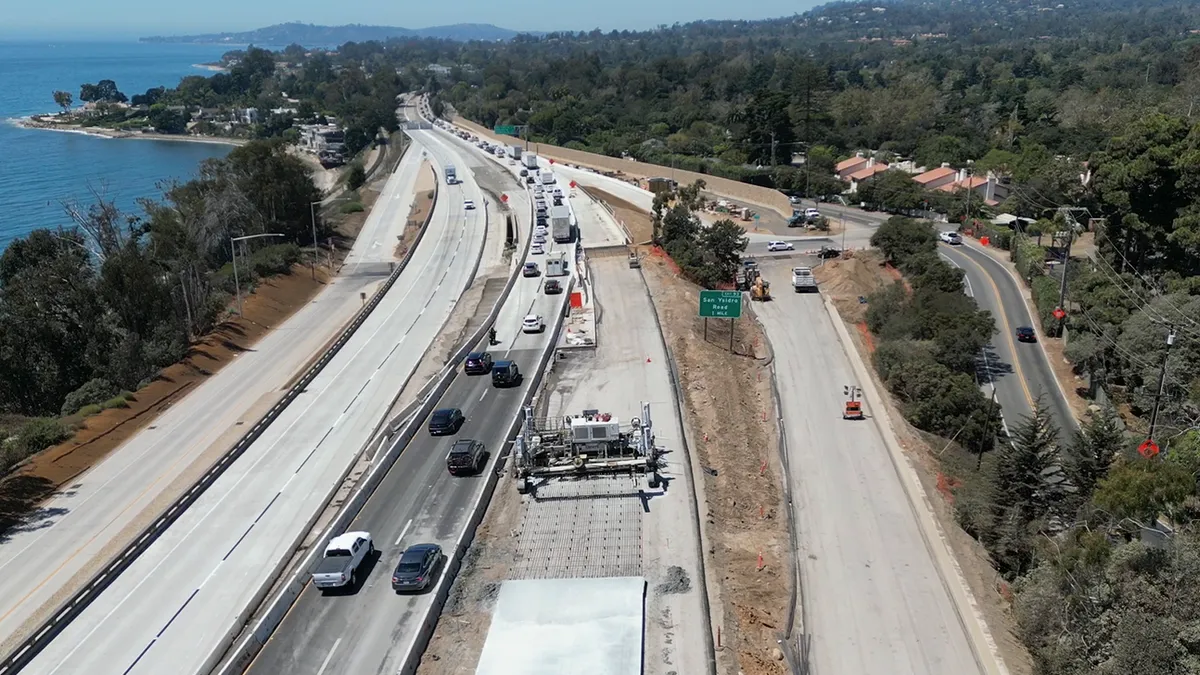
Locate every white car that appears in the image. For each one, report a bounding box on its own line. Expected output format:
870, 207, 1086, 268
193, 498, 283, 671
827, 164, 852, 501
767, 241, 794, 252
939, 231, 962, 245
522, 314, 545, 333
531, 243, 545, 255
464, 200, 476, 210
804, 207, 820, 219
533, 233, 546, 244
534, 226, 548, 236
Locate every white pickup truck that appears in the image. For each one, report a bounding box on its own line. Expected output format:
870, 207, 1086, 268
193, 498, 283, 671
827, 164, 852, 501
311, 531, 374, 590
792, 266, 817, 293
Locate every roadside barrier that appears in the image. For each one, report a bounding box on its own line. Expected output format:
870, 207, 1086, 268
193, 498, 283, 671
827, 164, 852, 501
0, 158, 441, 675
213, 155, 537, 675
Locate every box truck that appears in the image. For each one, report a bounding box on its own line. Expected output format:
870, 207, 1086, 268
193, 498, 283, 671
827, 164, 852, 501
522, 154, 539, 170
510, 145, 522, 160
444, 165, 457, 185
551, 205, 572, 243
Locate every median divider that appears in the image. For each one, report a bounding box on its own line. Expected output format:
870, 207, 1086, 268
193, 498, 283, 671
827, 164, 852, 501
819, 294, 1010, 675
395, 270, 576, 675
213, 164, 537, 675
0, 161, 441, 675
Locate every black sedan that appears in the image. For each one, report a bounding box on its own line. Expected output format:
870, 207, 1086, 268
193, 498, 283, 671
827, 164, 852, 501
391, 543, 443, 593
1016, 326, 1037, 343
464, 351, 493, 375
544, 279, 563, 294
427, 407, 465, 436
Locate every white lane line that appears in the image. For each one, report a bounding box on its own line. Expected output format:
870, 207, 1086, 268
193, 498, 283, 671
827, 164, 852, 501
394, 519, 413, 547
315, 637, 342, 675
479, 389, 488, 402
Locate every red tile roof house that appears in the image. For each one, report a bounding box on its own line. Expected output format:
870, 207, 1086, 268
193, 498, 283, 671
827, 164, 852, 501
935, 169, 1008, 207
836, 153, 870, 179
847, 162, 890, 193
912, 164, 957, 190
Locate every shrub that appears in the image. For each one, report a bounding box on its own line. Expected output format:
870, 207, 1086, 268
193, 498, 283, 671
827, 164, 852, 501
17, 418, 71, 457
61, 378, 119, 416
249, 243, 301, 278
1013, 235, 1046, 282
77, 404, 103, 417
1031, 275, 1062, 333
346, 162, 367, 191
101, 395, 130, 410
340, 201, 365, 214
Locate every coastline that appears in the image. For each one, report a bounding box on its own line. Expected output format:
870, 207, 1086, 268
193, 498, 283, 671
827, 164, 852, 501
14, 115, 245, 146
192, 63, 228, 73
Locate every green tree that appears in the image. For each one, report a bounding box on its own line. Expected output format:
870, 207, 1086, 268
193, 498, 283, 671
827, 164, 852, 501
346, 162, 367, 191
735, 90, 794, 166
870, 216, 937, 266
147, 104, 188, 134
1065, 404, 1123, 501
52, 90, 73, 113
1093, 458, 1194, 524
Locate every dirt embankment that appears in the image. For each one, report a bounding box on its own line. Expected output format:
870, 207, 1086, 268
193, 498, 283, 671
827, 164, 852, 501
0, 143, 410, 535
580, 186, 654, 244
816, 250, 1035, 675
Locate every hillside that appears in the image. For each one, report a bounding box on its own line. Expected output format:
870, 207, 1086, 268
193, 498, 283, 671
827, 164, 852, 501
139, 21, 528, 45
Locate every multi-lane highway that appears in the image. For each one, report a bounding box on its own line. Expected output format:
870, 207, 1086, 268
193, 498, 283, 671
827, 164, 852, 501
756, 261, 986, 675
939, 241, 1077, 438
246, 133, 576, 675
0, 134, 428, 656
20, 130, 492, 675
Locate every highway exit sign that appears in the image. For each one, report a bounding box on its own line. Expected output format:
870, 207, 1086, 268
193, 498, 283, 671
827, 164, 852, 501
494, 125, 518, 135
699, 290, 743, 319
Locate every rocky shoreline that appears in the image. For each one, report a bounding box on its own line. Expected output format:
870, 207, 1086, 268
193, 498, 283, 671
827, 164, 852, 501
16, 114, 244, 146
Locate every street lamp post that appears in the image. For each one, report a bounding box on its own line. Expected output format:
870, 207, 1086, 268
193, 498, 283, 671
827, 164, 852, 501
231, 233, 285, 315
309, 198, 352, 279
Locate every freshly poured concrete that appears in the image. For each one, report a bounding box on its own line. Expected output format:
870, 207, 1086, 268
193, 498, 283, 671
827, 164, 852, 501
475, 577, 645, 675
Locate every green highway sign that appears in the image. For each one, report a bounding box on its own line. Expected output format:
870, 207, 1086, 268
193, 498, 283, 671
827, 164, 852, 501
699, 290, 743, 319
494, 125, 518, 135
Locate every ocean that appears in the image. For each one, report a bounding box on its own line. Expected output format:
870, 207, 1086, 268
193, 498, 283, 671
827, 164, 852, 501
0, 41, 237, 249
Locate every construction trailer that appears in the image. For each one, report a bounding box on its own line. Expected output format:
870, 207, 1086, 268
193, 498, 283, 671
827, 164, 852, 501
513, 404, 665, 494
545, 251, 569, 277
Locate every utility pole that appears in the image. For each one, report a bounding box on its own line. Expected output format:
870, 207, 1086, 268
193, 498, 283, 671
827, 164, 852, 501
1054, 207, 1087, 337
1147, 326, 1177, 442
978, 387, 999, 471
770, 131, 777, 167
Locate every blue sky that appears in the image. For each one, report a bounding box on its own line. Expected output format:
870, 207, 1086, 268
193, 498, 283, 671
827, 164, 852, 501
2, 0, 822, 39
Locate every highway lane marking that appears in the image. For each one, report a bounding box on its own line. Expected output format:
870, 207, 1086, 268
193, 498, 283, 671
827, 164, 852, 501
946, 245, 1036, 408
479, 389, 488, 402
394, 519, 414, 547
316, 637, 342, 675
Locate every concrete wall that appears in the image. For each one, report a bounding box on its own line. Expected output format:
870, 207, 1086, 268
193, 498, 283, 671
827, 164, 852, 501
452, 117, 794, 220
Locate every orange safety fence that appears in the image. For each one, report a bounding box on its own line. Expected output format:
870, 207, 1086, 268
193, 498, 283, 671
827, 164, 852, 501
856, 322, 876, 353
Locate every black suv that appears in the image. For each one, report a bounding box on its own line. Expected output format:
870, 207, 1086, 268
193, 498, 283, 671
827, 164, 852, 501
492, 360, 521, 387
1016, 326, 1037, 343
446, 439, 487, 475
428, 408, 465, 436
464, 351, 493, 375
543, 279, 563, 294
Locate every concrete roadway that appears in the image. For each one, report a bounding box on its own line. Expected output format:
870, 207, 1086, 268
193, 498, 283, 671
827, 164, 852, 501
245, 154, 577, 675
755, 264, 983, 675
22, 131, 490, 675
938, 242, 1077, 440
0, 137, 427, 654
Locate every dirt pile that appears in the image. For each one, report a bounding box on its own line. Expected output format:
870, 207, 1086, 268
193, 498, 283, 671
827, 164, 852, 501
812, 252, 893, 322
582, 187, 654, 244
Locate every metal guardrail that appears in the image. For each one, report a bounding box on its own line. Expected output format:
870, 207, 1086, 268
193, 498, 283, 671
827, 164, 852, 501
0, 161, 440, 675
214, 162, 537, 675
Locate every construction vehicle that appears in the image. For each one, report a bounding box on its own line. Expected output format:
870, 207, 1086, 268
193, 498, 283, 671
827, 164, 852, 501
792, 266, 817, 293
736, 258, 758, 291
843, 385, 864, 420
751, 275, 771, 301
628, 251, 641, 268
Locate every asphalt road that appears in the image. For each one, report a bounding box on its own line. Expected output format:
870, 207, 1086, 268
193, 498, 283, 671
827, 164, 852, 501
939, 242, 1077, 440
756, 262, 983, 675
245, 146, 576, 675
0, 136, 428, 655
22, 131, 491, 675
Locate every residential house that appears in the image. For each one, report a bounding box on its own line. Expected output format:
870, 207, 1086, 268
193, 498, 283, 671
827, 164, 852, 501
912, 164, 958, 191
238, 107, 260, 125
847, 161, 890, 193
299, 124, 346, 155
836, 153, 869, 179
935, 168, 1009, 206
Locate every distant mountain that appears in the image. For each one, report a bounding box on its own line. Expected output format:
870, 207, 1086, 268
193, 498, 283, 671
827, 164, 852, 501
139, 22, 531, 45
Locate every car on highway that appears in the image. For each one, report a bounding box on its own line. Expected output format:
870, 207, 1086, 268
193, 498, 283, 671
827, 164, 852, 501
522, 314, 545, 333
427, 407, 465, 436
939, 231, 962, 245
520, 168, 529, 177
523, 262, 541, 277
535, 225, 548, 235
526, 176, 535, 185
491, 360, 521, 388
533, 233, 546, 244
1016, 326, 1038, 343
531, 243, 545, 255
464, 200, 476, 210
311, 531, 374, 591
788, 195, 803, 205
767, 241, 794, 252
464, 351, 493, 375
446, 438, 487, 476
391, 543, 444, 593
544, 279, 563, 294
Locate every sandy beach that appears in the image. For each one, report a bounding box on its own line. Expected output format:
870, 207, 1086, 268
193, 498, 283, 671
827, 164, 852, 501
15, 115, 245, 146
191, 63, 228, 72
